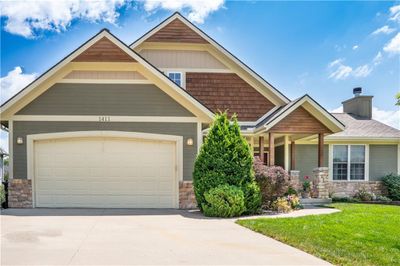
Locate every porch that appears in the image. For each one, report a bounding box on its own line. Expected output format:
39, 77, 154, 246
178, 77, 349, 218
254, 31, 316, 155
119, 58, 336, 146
245, 132, 330, 199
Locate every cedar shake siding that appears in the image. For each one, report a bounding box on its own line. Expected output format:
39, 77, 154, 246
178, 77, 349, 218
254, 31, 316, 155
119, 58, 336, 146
270, 106, 331, 133
72, 37, 136, 62
145, 19, 208, 44
186, 73, 275, 121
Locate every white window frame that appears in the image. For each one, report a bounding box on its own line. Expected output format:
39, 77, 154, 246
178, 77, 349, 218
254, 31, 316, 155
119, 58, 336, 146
329, 144, 369, 181
166, 71, 184, 88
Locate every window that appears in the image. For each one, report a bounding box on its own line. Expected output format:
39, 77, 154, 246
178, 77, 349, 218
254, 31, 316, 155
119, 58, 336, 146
167, 72, 182, 86
332, 145, 366, 181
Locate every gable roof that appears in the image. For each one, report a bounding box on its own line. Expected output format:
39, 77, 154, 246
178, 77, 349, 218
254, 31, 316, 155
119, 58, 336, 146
0, 29, 214, 121
255, 95, 345, 133
328, 113, 400, 140
130, 12, 290, 105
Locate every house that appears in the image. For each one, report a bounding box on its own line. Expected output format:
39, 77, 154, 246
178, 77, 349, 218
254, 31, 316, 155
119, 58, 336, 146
1, 13, 399, 208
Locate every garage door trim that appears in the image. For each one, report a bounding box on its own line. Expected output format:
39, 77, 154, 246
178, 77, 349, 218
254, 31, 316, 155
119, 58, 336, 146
26, 131, 183, 208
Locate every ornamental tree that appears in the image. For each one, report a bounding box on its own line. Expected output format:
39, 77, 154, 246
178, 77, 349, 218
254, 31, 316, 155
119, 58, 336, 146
193, 112, 261, 215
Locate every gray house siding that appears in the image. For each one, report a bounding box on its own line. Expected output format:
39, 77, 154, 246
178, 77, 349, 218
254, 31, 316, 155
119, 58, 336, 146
13, 121, 197, 181
294, 144, 329, 181
17, 83, 195, 117
369, 145, 398, 181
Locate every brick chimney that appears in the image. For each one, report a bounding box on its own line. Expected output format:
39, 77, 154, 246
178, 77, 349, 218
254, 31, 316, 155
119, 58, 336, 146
342, 87, 373, 119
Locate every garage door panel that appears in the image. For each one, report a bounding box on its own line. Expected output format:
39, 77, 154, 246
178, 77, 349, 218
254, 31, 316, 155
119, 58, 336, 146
34, 136, 177, 208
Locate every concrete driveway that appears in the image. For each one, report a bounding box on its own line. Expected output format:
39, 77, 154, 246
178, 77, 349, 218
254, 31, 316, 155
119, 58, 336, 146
1, 209, 329, 265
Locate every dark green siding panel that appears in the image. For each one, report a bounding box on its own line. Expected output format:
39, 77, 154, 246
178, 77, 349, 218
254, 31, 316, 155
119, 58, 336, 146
295, 144, 329, 181
369, 145, 398, 181
17, 83, 195, 117
13, 121, 197, 181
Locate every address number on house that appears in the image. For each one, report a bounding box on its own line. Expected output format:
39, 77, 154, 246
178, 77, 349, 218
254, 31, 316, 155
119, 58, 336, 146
99, 116, 111, 122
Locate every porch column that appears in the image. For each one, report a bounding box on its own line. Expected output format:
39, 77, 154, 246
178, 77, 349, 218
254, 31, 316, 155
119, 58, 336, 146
268, 132, 275, 166
318, 133, 324, 167
259, 135, 264, 163
284, 135, 289, 171
291, 141, 296, 170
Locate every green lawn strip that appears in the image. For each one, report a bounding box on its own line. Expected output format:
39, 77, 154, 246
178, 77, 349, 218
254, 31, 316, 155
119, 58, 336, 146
237, 204, 400, 266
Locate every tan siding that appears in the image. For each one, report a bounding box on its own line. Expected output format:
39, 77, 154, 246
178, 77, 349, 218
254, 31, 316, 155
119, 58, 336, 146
186, 73, 276, 121
139, 49, 228, 69
270, 107, 331, 133
63, 71, 147, 80
146, 19, 208, 44
73, 37, 136, 62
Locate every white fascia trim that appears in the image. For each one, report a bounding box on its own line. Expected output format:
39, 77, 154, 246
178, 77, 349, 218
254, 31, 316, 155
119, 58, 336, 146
27, 130, 183, 208
130, 13, 290, 105
0, 31, 109, 115
12, 115, 200, 123
262, 95, 345, 132
58, 79, 152, 84
1, 30, 214, 122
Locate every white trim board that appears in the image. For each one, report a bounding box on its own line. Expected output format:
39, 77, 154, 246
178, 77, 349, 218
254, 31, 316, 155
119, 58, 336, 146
0, 30, 214, 122
12, 115, 200, 123
27, 130, 183, 208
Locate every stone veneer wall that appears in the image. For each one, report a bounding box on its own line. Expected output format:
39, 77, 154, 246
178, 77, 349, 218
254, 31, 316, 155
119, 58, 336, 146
8, 179, 33, 208
328, 181, 387, 197
179, 181, 197, 209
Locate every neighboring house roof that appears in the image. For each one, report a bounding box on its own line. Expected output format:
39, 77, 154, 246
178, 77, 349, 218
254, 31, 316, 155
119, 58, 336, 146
328, 113, 400, 140
130, 12, 290, 105
0, 29, 214, 122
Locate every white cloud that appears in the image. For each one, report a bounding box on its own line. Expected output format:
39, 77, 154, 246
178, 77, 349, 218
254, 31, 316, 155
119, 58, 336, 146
0, 0, 126, 38
352, 45, 359, 50
330, 106, 400, 129
0, 67, 37, 104
143, 0, 225, 24
328, 59, 353, 80
389, 4, 400, 23
353, 64, 372, 78
383, 32, 400, 54
371, 25, 396, 35
0, 130, 8, 153
372, 51, 383, 65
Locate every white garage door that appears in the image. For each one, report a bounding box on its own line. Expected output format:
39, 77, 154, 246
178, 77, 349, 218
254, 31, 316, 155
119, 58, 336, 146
34, 137, 177, 208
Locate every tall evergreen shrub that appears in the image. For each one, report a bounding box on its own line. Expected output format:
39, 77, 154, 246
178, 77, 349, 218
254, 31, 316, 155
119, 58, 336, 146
193, 112, 261, 215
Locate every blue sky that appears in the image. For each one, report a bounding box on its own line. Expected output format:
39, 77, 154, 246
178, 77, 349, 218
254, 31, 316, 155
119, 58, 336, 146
1, 0, 399, 139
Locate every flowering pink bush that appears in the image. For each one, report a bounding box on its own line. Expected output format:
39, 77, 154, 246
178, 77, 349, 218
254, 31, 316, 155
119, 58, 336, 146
253, 157, 290, 208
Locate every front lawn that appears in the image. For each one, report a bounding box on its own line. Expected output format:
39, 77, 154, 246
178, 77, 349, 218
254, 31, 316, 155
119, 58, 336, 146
237, 204, 400, 266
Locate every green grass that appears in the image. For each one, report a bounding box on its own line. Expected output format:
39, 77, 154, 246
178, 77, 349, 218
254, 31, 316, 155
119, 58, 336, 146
237, 204, 400, 266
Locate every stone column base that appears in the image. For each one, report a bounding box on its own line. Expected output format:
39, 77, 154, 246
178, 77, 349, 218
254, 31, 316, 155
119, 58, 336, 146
179, 181, 197, 209
289, 170, 301, 192
8, 179, 33, 208
313, 167, 329, 199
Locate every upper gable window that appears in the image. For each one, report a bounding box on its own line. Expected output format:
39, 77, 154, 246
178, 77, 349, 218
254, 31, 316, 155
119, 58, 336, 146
167, 72, 183, 87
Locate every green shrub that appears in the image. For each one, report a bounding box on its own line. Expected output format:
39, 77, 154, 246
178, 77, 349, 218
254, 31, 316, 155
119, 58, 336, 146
242, 182, 262, 215
271, 197, 292, 213
375, 195, 392, 202
202, 184, 245, 217
354, 187, 374, 201
332, 196, 360, 203
193, 112, 261, 215
0, 184, 5, 205
382, 174, 400, 200
254, 157, 290, 208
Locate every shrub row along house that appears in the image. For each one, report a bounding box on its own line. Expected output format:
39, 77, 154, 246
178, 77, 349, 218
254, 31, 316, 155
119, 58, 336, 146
1, 13, 399, 208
